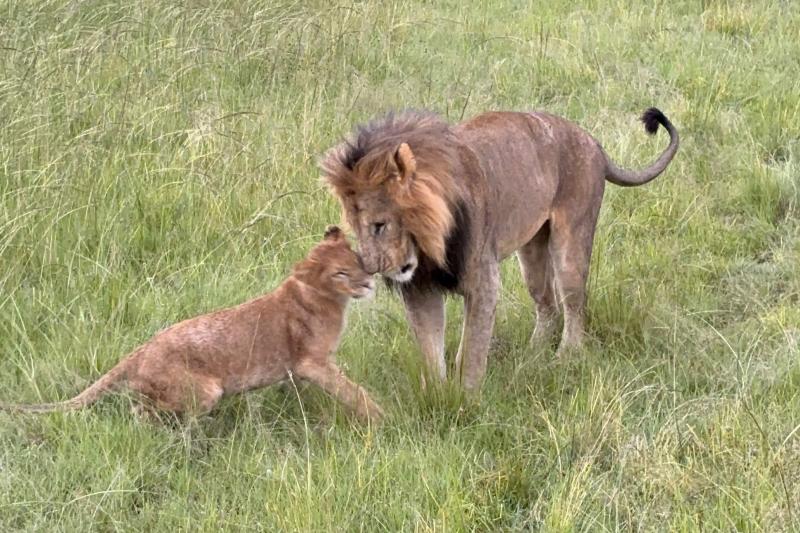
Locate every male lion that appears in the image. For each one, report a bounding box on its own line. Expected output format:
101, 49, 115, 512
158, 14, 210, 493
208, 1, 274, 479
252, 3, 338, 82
321, 108, 678, 392
0, 227, 384, 422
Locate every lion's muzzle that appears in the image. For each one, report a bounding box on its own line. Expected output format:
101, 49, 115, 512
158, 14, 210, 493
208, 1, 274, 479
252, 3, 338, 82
385, 254, 418, 283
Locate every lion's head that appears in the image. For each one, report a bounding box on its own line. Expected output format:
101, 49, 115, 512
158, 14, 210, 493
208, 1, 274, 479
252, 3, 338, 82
320, 111, 464, 285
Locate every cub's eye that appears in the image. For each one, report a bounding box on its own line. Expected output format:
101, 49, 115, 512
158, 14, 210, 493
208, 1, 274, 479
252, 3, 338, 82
371, 222, 386, 236
333, 271, 349, 279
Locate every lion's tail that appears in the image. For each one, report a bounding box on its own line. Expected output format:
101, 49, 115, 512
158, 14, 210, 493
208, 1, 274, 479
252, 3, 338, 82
604, 107, 679, 187
0, 359, 131, 414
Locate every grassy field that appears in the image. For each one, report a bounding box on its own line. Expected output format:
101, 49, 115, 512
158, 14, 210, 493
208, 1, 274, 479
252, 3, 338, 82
1, 0, 799, 530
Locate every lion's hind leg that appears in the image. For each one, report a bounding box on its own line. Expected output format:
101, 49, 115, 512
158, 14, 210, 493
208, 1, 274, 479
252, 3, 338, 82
517, 221, 559, 345
548, 204, 601, 356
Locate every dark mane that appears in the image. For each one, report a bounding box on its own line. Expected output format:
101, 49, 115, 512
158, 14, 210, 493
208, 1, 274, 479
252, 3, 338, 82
321, 110, 458, 192
340, 110, 451, 172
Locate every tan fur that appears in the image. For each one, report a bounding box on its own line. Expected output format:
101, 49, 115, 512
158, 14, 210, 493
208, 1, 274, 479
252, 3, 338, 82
321, 108, 679, 392
0, 227, 383, 422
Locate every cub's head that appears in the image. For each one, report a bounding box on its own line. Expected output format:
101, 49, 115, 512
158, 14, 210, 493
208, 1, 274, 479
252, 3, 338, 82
294, 225, 374, 299
320, 111, 461, 284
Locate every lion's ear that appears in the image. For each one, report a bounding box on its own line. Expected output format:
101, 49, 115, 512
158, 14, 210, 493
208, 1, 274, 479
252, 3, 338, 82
394, 143, 417, 184
324, 225, 344, 241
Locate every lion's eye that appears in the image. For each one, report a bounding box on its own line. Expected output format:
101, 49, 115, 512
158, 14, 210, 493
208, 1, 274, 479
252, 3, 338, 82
333, 271, 349, 279
371, 222, 386, 236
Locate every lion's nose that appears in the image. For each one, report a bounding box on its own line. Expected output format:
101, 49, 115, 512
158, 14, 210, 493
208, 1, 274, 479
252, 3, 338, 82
360, 256, 380, 275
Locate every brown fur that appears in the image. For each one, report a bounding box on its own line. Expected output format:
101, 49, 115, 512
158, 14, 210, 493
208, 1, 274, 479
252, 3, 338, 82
0, 227, 383, 422
321, 108, 679, 392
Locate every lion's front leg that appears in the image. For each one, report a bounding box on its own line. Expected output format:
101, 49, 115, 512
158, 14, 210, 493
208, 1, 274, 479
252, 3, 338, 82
402, 288, 447, 384
455, 263, 500, 393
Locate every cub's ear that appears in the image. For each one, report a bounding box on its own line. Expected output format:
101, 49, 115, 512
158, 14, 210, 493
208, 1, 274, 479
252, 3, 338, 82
394, 142, 416, 184
324, 225, 344, 241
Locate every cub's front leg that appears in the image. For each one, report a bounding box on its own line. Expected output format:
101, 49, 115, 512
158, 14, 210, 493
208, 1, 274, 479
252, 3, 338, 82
294, 359, 384, 423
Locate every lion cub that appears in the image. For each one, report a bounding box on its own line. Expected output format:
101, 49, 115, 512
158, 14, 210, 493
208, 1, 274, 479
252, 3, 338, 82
1, 226, 384, 422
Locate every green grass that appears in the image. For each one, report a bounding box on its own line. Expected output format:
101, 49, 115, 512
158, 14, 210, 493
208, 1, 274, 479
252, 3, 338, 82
1, 0, 799, 530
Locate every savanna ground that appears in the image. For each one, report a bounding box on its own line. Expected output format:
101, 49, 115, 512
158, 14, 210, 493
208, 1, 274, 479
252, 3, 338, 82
1, 0, 799, 530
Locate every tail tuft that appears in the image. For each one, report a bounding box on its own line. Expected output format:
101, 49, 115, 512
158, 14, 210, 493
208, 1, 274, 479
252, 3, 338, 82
605, 107, 679, 187
641, 107, 667, 135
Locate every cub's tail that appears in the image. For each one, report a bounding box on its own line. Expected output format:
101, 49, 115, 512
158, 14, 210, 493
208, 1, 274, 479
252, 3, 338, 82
0, 359, 130, 413
604, 107, 679, 187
